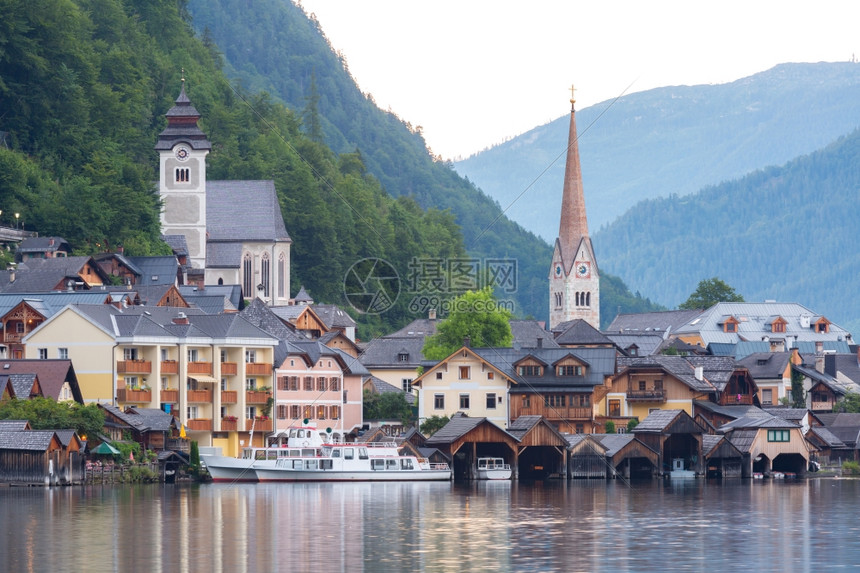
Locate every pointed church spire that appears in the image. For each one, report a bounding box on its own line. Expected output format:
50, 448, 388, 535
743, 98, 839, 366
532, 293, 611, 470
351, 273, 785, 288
557, 84, 589, 271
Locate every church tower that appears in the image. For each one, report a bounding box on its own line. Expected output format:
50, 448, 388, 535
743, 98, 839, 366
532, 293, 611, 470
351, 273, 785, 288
155, 77, 211, 270
549, 87, 599, 330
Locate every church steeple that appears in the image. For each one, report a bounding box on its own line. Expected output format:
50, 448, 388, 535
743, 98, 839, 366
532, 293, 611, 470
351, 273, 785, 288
549, 86, 599, 331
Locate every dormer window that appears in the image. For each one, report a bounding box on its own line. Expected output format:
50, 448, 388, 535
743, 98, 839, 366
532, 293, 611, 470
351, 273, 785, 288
772, 319, 786, 333
557, 365, 584, 376
722, 317, 739, 333
518, 365, 543, 376
815, 318, 830, 333
398, 353, 409, 363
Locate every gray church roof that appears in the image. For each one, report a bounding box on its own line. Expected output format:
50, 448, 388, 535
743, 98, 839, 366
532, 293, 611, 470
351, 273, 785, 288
206, 180, 291, 243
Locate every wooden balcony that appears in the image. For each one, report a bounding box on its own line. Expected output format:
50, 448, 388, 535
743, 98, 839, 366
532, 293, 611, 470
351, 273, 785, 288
246, 418, 273, 432
166, 438, 190, 453
220, 419, 238, 431
720, 393, 755, 406
187, 419, 212, 431
161, 360, 178, 374
221, 362, 238, 376
626, 389, 667, 402
221, 390, 238, 404
188, 361, 213, 375
116, 388, 152, 403
246, 363, 273, 376
161, 389, 179, 403
4, 332, 24, 343
187, 389, 213, 403
117, 360, 152, 374
812, 400, 834, 411
246, 390, 272, 404
517, 407, 592, 420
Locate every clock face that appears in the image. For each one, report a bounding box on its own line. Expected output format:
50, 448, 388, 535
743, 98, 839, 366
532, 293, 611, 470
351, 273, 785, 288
175, 145, 189, 161
576, 262, 590, 278
555, 264, 562, 277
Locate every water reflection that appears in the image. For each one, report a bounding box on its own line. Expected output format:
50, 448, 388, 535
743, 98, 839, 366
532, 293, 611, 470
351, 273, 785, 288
2, 479, 860, 571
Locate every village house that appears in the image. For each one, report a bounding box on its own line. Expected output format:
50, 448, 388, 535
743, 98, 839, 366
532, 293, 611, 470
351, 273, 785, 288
717, 411, 810, 476
737, 351, 799, 406
15, 236, 71, 262
0, 359, 83, 403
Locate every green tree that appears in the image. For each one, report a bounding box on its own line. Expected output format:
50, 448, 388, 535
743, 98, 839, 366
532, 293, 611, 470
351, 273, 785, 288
835, 393, 860, 413
422, 287, 513, 360
604, 420, 616, 434
791, 368, 806, 409
0, 398, 104, 438
678, 277, 745, 310
626, 419, 639, 432
419, 415, 449, 437
363, 390, 414, 426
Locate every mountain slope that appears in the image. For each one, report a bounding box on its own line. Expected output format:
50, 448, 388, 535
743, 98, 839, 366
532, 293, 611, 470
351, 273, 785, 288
593, 127, 860, 333
455, 63, 860, 240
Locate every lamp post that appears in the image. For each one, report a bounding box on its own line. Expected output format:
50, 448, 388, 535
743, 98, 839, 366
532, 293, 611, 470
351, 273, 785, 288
14, 213, 19, 230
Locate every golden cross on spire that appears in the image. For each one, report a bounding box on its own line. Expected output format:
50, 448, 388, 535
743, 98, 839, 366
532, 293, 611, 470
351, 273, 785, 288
181, 68, 186, 84
570, 84, 576, 104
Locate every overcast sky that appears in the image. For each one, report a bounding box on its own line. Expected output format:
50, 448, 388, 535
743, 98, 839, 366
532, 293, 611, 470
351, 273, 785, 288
299, 0, 860, 160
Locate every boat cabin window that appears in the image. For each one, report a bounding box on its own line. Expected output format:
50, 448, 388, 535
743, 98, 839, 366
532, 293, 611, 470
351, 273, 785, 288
331, 448, 341, 458
386, 459, 398, 470
289, 430, 297, 438
292, 460, 303, 469
371, 459, 385, 470
305, 460, 318, 470
255, 450, 268, 460
297, 430, 305, 438
344, 449, 354, 460
320, 459, 333, 470
358, 448, 368, 460
301, 448, 315, 457
401, 459, 414, 470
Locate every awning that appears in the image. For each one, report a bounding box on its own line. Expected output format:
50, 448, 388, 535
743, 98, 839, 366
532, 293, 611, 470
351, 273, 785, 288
189, 375, 219, 384
91, 442, 120, 455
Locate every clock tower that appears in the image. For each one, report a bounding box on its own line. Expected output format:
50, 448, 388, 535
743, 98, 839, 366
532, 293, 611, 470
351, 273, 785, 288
155, 77, 211, 270
549, 87, 599, 330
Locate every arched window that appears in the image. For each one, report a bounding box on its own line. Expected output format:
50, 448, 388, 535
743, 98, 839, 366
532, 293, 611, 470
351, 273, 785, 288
243, 253, 253, 298
175, 168, 190, 183
261, 253, 270, 298
575, 292, 580, 306
278, 254, 286, 299
585, 292, 591, 307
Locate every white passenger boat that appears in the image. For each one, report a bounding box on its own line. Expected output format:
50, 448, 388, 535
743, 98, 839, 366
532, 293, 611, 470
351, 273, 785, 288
476, 457, 512, 480
254, 425, 451, 482
202, 446, 284, 483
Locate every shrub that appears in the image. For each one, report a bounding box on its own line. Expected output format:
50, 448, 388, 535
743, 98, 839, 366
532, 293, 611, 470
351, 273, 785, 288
842, 461, 860, 475
605, 420, 616, 434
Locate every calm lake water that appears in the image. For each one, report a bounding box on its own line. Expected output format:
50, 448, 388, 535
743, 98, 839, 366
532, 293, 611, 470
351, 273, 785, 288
2, 478, 859, 572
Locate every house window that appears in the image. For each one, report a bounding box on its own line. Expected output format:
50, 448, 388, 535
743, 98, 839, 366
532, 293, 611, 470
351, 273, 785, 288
817, 322, 829, 333
124, 376, 138, 389
518, 365, 542, 376
436, 372, 443, 380
459, 394, 470, 409
608, 399, 621, 417
277, 405, 287, 419
246, 406, 257, 420
762, 389, 773, 405
58, 348, 68, 360
487, 371, 494, 380
124, 347, 138, 361
434, 394, 445, 410
317, 405, 326, 420
16, 323, 24, 333
398, 353, 409, 362
246, 378, 257, 391
220, 378, 227, 391
329, 405, 340, 420
545, 395, 566, 408
162, 348, 170, 361
654, 379, 663, 390
187, 348, 199, 362
318, 377, 328, 391
329, 378, 340, 392
290, 405, 300, 419
812, 391, 829, 403
638, 380, 646, 391
402, 379, 413, 393
486, 393, 497, 409
725, 322, 737, 333
278, 376, 288, 391
767, 429, 790, 442
289, 376, 299, 391
575, 423, 584, 434
773, 322, 786, 333
459, 366, 470, 379
187, 406, 198, 420
245, 350, 256, 363
523, 395, 530, 408
38, 348, 47, 360
304, 376, 313, 391
303, 405, 313, 419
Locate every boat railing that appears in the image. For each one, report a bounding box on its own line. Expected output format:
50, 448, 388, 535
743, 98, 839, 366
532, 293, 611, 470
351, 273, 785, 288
364, 441, 398, 448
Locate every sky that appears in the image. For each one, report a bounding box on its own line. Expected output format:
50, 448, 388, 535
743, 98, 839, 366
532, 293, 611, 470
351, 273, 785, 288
298, 0, 860, 160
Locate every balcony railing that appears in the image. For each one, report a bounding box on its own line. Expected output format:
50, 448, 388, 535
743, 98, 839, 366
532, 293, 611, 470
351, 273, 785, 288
188, 361, 213, 375
246, 363, 273, 376
187, 389, 213, 403
246, 418, 273, 432
221, 390, 238, 404
721, 393, 754, 405
221, 362, 238, 376
117, 360, 153, 374
161, 389, 179, 403
166, 438, 190, 453
626, 389, 667, 402
517, 406, 592, 420
161, 360, 178, 374
220, 418, 238, 431
187, 419, 212, 431
116, 388, 152, 403
246, 390, 272, 404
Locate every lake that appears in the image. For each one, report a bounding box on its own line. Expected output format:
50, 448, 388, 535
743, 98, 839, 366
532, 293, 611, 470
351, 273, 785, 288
2, 478, 859, 572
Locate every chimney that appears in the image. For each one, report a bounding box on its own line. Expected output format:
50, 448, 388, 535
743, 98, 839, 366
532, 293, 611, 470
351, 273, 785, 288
694, 366, 703, 381
463, 336, 471, 348
428, 308, 436, 321
825, 353, 837, 377
173, 312, 189, 325
537, 337, 543, 349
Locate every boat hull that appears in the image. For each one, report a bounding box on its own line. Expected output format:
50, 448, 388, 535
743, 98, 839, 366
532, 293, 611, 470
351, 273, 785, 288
477, 469, 512, 480
202, 455, 261, 483
255, 468, 452, 482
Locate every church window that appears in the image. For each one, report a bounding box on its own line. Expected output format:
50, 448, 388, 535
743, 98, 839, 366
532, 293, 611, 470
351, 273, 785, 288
243, 254, 253, 299
278, 254, 286, 298
261, 253, 270, 298
175, 168, 190, 183
585, 292, 591, 307
575, 292, 580, 306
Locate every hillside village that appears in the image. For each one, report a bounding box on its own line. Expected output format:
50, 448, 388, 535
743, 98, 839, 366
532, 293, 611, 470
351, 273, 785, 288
3, 85, 860, 485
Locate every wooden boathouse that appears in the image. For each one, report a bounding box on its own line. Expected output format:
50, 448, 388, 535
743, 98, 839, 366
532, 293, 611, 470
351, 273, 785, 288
425, 413, 519, 480
567, 433, 659, 479
507, 415, 570, 479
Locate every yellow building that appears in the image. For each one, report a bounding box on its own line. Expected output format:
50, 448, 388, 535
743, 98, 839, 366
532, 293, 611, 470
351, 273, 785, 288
24, 304, 278, 448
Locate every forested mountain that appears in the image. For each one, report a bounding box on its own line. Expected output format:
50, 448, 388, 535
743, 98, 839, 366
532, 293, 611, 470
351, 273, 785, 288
183, 0, 663, 327
455, 63, 860, 240
594, 127, 860, 334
